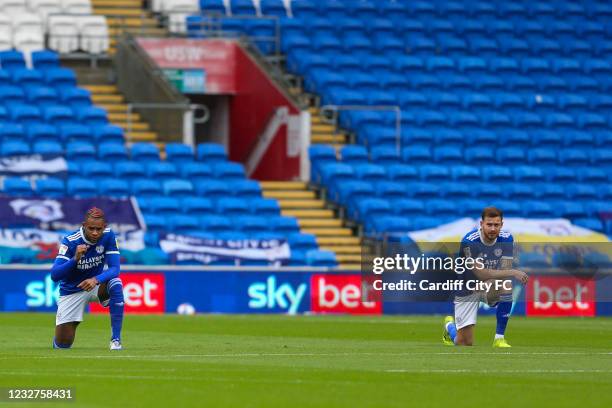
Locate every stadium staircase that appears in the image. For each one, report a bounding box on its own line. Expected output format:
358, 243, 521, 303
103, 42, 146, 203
92, 0, 166, 54
262, 181, 361, 269
81, 83, 160, 145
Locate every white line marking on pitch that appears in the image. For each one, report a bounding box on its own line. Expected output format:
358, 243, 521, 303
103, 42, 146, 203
0, 352, 610, 360
385, 369, 612, 373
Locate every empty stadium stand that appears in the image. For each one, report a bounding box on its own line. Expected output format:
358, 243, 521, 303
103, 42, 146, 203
193, 0, 612, 239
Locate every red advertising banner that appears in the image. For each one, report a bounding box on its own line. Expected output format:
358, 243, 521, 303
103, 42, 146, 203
526, 276, 596, 317
137, 38, 237, 94
310, 274, 382, 315
90, 273, 165, 314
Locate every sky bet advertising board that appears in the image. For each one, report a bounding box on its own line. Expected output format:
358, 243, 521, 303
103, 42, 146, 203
1, 269, 609, 316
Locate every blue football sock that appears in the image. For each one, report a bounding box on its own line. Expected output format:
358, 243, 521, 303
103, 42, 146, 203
496, 294, 513, 337
446, 322, 457, 343
108, 278, 124, 341
53, 338, 71, 349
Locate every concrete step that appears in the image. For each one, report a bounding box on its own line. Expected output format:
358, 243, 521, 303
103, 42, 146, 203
320, 245, 362, 254
126, 131, 157, 142
92, 94, 124, 103
263, 190, 316, 200
309, 106, 318, 115
116, 122, 149, 131
94, 8, 146, 16
109, 27, 167, 36
339, 264, 361, 271
311, 134, 347, 144
298, 219, 343, 228
282, 209, 334, 218
336, 254, 362, 263
82, 84, 118, 94
107, 17, 159, 27
108, 112, 141, 122
302, 228, 353, 236
97, 103, 129, 112
260, 181, 307, 191
311, 123, 335, 133
93, 0, 143, 6
277, 199, 325, 209
317, 236, 360, 245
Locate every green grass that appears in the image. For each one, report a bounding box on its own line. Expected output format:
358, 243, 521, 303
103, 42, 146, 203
0, 313, 610, 408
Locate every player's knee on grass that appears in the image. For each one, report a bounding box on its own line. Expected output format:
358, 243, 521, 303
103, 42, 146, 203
455, 325, 474, 346
54, 322, 78, 348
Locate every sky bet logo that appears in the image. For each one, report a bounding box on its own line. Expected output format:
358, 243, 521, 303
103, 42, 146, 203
248, 275, 307, 314
26, 274, 60, 307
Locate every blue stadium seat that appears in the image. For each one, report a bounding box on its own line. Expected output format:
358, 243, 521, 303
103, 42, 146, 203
35, 178, 65, 197
249, 198, 280, 216
0, 51, 26, 70
481, 165, 513, 182
131, 179, 163, 197
573, 218, 604, 232
519, 252, 549, 268
287, 233, 318, 252
149, 196, 181, 215
566, 184, 598, 200
181, 197, 213, 215
402, 146, 432, 164
419, 164, 450, 181
386, 164, 417, 182
146, 162, 179, 180
98, 143, 128, 161
335, 181, 375, 205
0, 123, 25, 143
59, 88, 92, 108
32, 50, 60, 71
2, 177, 33, 196
0, 85, 25, 104
547, 166, 577, 182
99, 178, 130, 198
144, 214, 166, 232
404, 182, 438, 199
505, 183, 535, 199
76, 106, 107, 125
38, 104, 72, 126
433, 146, 463, 164
439, 182, 473, 199
340, 145, 367, 164
165, 143, 194, 162
592, 149, 612, 166
216, 197, 249, 215
82, 161, 113, 178
513, 165, 544, 182
163, 179, 194, 197
168, 215, 199, 233
353, 164, 387, 182
306, 250, 337, 267
533, 184, 565, 200
260, 0, 287, 16
355, 198, 391, 221
391, 199, 425, 216
131, 143, 160, 162
67, 178, 97, 198
178, 162, 212, 180
115, 161, 146, 180
472, 182, 503, 199
59, 124, 91, 143
450, 165, 480, 181
9, 104, 41, 124
234, 216, 269, 235
465, 147, 495, 164
553, 201, 587, 219
425, 199, 458, 217
564, 131, 594, 147
231, 0, 256, 15
370, 146, 401, 165
456, 199, 488, 217
199, 215, 232, 233
522, 201, 554, 218
32, 141, 63, 155
578, 168, 608, 183
26, 86, 58, 106
213, 162, 245, 180
65, 142, 96, 162
491, 200, 521, 217
320, 163, 354, 186
44, 68, 77, 89
197, 143, 228, 162
559, 149, 590, 166
232, 179, 261, 198
194, 180, 230, 199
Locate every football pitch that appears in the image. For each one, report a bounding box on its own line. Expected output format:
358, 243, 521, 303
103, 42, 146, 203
0, 314, 610, 408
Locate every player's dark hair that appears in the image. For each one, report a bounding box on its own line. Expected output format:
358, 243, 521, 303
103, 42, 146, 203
481, 206, 503, 220
85, 207, 106, 223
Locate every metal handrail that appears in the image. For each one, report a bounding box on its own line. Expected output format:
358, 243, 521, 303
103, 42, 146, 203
126, 102, 210, 144
319, 105, 403, 152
